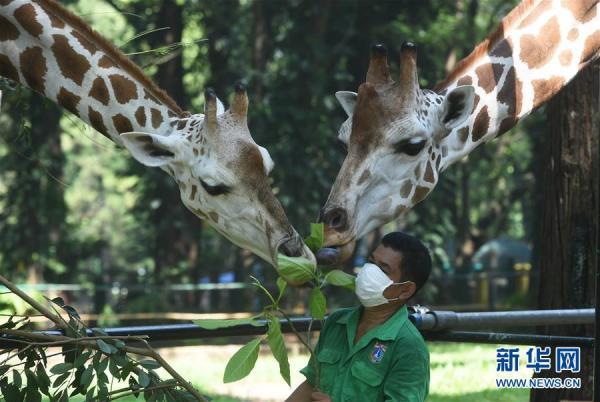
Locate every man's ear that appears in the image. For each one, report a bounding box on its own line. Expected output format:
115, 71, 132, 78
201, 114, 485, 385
335, 91, 357, 117
120, 132, 181, 167
440, 85, 475, 130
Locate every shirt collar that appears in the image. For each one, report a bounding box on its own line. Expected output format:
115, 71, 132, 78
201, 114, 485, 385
337, 304, 409, 342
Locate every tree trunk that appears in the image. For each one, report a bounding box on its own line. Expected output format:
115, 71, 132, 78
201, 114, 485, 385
530, 61, 598, 402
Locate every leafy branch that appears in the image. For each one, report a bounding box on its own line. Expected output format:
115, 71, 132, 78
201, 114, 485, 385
0, 274, 208, 401
194, 223, 355, 389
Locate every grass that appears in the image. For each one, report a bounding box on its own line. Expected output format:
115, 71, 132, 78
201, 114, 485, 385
38, 342, 532, 401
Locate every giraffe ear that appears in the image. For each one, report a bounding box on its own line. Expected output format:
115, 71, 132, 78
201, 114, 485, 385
335, 91, 357, 117
440, 85, 475, 130
120, 132, 181, 167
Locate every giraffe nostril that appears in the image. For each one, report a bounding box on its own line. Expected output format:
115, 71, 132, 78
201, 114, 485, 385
321, 208, 348, 231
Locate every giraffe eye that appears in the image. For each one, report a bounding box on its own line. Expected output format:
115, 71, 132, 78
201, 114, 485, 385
393, 138, 427, 156
200, 179, 231, 196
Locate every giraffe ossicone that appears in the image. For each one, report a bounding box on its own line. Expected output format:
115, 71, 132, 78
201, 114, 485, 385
0, 0, 314, 270
320, 0, 600, 263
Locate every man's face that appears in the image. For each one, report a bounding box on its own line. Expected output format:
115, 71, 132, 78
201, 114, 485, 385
367, 244, 415, 301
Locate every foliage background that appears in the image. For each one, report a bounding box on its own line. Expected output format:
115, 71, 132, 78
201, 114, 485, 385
0, 0, 545, 317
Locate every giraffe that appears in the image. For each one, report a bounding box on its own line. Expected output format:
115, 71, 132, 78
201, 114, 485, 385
318, 0, 600, 263
0, 0, 315, 268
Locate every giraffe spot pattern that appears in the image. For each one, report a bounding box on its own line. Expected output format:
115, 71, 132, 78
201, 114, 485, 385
72, 31, 96, 55
135, 106, 146, 127
567, 28, 579, 41
20, 46, 47, 93
15, 4, 44, 38
497, 66, 523, 119
456, 75, 472, 86
475, 63, 504, 94
209, 212, 219, 223
14, 4, 43, 38
489, 38, 512, 58
51, 34, 90, 86
0, 0, 14, 5
88, 106, 108, 136
400, 180, 412, 198
151, 108, 163, 129
109, 74, 138, 104
472, 105, 490, 142
519, 16, 560, 69
89, 77, 109, 105
518, 0, 552, 29
98, 55, 114, 69
581, 30, 600, 64
561, 0, 597, 23
0, 54, 19, 82
424, 162, 434, 183
46, 10, 65, 28
0, 15, 20, 41
112, 114, 133, 134
412, 186, 429, 204
190, 184, 197, 200
532, 76, 565, 106
457, 126, 469, 143
57, 87, 80, 116
559, 50, 572, 66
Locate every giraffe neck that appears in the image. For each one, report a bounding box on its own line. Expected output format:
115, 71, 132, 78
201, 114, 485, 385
0, 0, 187, 145
437, 0, 599, 170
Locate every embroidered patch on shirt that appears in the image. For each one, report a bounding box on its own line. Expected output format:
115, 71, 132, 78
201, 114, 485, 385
370, 342, 387, 364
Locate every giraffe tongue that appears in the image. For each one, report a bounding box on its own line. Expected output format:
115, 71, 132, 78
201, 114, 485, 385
316, 240, 357, 266
316, 248, 340, 266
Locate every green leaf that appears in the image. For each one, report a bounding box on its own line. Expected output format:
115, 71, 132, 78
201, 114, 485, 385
96, 339, 116, 355
324, 269, 356, 290
303, 223, 324, 252
35, 364, 50, 396
276, 277, 287, 296
139, 360, 161, 370
1, 384, 22, 402
52, 372, 70, 388
11, 369, 21, 388
194, 318, 262, 330
49, 363, 72, 375
223, 338, 261, 383
137, 371, 150, 388
73, 351, 91, 368
309, 288, 327, 320
277, 255, 316, 283
266, 318, 290, 385
80, 366, 94, 389
50, 297, 65, 307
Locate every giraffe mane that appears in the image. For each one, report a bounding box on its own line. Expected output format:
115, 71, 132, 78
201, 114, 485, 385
38, 0, 187, 117
434, 0, 539, 91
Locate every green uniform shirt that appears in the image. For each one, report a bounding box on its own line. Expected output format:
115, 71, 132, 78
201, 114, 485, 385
300, 304, 429, 402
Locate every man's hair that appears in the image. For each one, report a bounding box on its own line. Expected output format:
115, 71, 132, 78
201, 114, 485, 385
380, 232, 432, 298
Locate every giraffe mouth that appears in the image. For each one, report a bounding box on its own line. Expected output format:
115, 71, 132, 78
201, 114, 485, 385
316, 239, 357, 265
276, 233, 305, 258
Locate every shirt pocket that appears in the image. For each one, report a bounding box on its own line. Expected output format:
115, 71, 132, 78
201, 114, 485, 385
344, 360, 385, 401
316, 348, 342, 392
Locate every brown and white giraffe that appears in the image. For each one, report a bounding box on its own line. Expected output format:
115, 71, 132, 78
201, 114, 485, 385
319, 0, 599, 262
0, 0, 315, 268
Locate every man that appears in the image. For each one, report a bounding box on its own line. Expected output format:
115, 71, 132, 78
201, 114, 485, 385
287, 232, 431, 402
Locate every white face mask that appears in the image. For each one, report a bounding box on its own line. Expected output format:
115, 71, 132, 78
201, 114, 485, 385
355, 262, 410, 307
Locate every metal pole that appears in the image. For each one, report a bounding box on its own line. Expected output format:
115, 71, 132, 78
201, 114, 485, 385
411, 308, 595, 330
0, 309, 596, 349
595, 255, 599, 402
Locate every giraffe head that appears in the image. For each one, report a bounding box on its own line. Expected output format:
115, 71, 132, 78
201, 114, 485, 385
319, 43, 475, 262
121, 83, 314, 267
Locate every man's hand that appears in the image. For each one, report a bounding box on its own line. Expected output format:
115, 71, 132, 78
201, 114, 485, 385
311, 390, 332, 402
